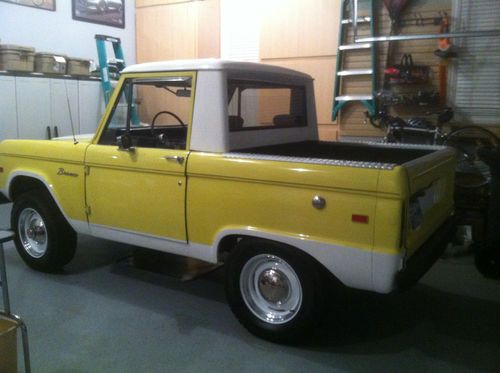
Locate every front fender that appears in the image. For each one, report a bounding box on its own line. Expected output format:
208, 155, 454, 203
4, 168, 89, 235
0, 139, 90, 233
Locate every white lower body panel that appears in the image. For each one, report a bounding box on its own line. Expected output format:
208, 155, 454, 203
70, 221, 404, 294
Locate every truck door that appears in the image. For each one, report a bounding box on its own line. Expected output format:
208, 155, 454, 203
84, 73, 195, 243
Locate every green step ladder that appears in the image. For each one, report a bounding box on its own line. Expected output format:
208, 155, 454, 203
95, 34, 126, 105
332, 0, 378, 121
95, 34, 139, 125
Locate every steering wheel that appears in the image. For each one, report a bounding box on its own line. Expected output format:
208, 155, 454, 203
151, 111, 185, 133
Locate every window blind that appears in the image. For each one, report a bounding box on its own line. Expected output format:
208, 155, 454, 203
449, 0, 500, 125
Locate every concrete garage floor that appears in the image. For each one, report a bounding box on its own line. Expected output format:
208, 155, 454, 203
1, 203, 499, 372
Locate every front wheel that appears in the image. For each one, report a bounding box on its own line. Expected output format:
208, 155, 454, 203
225, 239, 327, 343
11, 190, 77, 272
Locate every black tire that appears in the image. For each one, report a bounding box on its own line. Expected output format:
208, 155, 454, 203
225, 238, 327, 344
444, 126, 499, 179
11, 190, 77, 272
474, 244, 500, 279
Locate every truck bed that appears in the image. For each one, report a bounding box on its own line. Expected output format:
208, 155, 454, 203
237, 141, 436, 165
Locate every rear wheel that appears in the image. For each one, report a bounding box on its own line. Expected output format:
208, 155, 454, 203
225, 239, 327, 343
474, 243, 500, 279
444, 126, 499, 188
11, 190, 77, 272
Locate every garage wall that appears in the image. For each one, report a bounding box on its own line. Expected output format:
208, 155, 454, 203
0, 1, 136, 65
260, 0, 340, 141
135, 0, 338, 140
135, 0, 499, 139
220, 0, 260, 62
338, 0, 452, 138
136, 0, 220, 62
259, 0, 454, 139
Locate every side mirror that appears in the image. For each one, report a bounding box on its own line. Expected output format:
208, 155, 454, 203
117, 133, 135, 152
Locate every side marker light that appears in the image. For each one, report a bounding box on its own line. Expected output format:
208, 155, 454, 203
352, 214, 369, 224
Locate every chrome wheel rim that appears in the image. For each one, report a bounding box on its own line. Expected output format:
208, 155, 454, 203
240, 254, 302, 324
18, 208, 48, 258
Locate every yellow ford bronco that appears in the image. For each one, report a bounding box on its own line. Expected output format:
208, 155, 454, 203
0, 59, 455, 342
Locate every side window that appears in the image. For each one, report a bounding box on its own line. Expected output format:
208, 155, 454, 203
227, 80, 307, 132
98, 76, 193, 149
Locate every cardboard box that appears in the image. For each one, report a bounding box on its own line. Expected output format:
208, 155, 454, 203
35, 52, 67, 75
0, 318, 17, 373
67, 57, 91, 76
0, 44, 35, 72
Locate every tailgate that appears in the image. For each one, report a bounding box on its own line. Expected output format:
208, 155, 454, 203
404, 147, 455, 257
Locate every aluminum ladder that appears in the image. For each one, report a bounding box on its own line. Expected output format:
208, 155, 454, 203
332, 0, 377, 121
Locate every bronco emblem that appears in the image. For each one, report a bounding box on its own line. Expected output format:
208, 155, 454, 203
57, 168, 78, 177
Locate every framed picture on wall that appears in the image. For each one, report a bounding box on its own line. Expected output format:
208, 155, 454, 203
0, 0, 56, 11
72, 0, 125, 29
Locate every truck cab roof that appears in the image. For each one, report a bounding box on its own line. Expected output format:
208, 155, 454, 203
122, 58, 313, 81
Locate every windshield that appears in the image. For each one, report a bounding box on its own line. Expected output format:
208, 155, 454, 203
98, 75, 194, 149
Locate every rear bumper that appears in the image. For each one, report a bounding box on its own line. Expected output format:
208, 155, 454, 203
396, 216, 455, 290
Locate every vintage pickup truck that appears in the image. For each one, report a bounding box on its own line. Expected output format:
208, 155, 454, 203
0, 59, 455, 342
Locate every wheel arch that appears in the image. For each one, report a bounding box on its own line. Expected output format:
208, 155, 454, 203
215, 230, 342, 286
5, 171, 83, 233
7, 171, 55, 201
9, 175, 47, 201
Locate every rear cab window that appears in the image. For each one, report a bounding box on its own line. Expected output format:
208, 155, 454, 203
227, 80, 308, 132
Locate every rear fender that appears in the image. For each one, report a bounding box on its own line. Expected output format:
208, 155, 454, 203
213, 227, 374, 292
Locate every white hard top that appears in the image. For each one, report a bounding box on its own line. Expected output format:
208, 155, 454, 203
122, 58, 313, 80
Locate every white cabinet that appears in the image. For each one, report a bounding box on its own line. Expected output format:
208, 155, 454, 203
0, 76, 18, 141
50, 79, 79, 138
1, 75, 106, 140
16, 77, 51, 140
78, 80, 105, 134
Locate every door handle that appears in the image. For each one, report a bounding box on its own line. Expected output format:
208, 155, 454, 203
163, 155, 185, 165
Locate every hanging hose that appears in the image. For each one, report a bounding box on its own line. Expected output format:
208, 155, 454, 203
383, 0, 412, 26
382, 0, 412, 90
